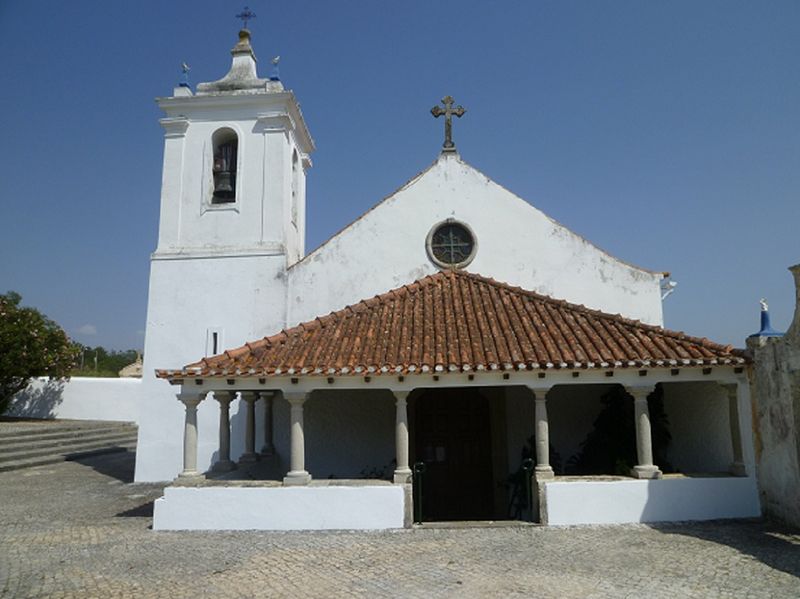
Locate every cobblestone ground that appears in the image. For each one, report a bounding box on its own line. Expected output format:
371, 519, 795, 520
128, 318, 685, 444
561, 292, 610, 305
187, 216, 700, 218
1, 452, 799, 598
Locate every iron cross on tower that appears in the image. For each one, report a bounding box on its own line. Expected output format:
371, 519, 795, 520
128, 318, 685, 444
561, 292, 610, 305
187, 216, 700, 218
431, 96, 466, 152
236, 6, 256, 29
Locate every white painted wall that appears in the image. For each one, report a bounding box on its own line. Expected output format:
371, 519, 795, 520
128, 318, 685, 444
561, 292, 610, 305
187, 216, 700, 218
544, 477, 760, 525
136, 54, 667, 484
288, 153, 664, 329
8, 377, 140, 423
135, 253, 290, 482
153, 485, 405, 530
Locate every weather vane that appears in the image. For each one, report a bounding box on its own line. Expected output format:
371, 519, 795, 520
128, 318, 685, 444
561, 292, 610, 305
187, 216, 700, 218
431, 96, 466, 152
236, 6, 256, 29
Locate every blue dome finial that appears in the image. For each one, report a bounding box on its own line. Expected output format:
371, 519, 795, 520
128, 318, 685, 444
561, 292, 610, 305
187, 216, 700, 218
749, 298, 783, 338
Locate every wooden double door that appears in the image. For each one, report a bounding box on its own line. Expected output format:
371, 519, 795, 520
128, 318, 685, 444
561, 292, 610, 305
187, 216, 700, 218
413, 389, 494, 521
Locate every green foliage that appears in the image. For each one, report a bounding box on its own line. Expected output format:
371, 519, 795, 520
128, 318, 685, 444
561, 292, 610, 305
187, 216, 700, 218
70, 346, 140, 378
0, 291, 79, 414
566, 384, 673, 475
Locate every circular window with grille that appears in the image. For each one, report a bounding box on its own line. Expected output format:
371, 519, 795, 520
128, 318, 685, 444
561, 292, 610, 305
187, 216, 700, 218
426, 219, 477, 269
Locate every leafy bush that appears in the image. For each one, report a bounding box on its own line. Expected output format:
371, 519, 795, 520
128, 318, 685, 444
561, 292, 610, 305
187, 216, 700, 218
0, 292, 78, 414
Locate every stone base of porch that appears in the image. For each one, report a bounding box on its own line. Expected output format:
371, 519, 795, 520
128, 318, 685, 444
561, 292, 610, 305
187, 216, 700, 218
542, 475, 760, 526
152, 480, 407, 531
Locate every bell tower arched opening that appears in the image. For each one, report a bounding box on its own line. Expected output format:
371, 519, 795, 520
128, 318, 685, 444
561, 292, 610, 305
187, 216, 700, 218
212, 128, 238, 204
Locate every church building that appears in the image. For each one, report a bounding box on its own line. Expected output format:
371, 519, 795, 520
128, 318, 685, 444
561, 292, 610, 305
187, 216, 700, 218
138, 27, 760, 530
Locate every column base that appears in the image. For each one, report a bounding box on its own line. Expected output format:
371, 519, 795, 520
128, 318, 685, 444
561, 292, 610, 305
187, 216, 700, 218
730, 462, 747, 477
631, 465, 662, 480
211, 460, 237, 473
283, 471, 312, 486
239, 453, 260, 464
534, 466, 555, 480
393, 469, 412, 484
175, 471, 204, 481
260, 445, 275, 457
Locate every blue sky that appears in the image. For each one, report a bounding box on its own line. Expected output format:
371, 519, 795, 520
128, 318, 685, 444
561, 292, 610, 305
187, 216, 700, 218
0, 1, 798, 350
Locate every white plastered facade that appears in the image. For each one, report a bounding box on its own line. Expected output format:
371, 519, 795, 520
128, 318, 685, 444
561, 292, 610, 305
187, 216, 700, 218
136, 31, 758, 534
135, 47, 666, 483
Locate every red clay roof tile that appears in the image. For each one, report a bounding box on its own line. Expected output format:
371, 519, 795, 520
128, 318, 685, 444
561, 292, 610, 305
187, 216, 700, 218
158, 270, 747, 379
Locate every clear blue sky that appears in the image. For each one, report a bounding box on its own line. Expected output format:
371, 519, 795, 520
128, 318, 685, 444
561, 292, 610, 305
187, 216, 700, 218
1, 1, 798, 351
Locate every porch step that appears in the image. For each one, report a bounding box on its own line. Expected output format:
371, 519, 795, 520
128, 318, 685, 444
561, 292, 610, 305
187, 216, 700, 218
0, 419, 137, 472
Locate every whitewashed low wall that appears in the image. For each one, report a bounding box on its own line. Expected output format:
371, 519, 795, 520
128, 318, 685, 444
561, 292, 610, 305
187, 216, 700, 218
544, 477, 760, 526
153, 485, 406, 531
8, 377, 140, 423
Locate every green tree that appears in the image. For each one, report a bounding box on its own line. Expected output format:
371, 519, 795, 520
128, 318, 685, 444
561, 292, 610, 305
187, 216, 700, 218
72, 346, 140, 377
0, 292, 79, 414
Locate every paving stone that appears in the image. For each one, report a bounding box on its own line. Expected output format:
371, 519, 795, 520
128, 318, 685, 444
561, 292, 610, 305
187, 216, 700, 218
0, 451, 798, 598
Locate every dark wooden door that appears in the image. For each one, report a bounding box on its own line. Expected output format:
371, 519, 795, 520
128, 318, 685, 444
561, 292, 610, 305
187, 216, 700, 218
414, 389, 494, 521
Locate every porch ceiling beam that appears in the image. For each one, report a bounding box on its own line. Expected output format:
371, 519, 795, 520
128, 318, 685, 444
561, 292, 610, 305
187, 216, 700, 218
174, 365, 747, 395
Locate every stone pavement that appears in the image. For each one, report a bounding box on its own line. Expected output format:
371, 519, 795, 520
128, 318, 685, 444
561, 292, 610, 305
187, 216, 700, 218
1, 452, 799, 598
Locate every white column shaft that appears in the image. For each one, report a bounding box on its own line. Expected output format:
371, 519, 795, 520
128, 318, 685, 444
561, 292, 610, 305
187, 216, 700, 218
394, 391, 411, 483
239, 392, 259, 463
260, 392, 276, 456
535, 397, 550, 467
219, 396, 231, 461
628, 386, 661, 479
284, 393, 311, 485
290, 401, 305, 472
634, 397, 654, 467
179, 394, 204, 477
212, 392, 236, 472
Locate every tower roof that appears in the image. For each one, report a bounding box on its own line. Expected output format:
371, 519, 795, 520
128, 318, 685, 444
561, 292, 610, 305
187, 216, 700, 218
196, 29, 283, 95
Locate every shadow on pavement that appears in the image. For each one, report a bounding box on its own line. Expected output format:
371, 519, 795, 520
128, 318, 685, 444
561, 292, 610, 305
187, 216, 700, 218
116, 500, 155, 518
68, 449, 137, 483
651, 519, 800, 579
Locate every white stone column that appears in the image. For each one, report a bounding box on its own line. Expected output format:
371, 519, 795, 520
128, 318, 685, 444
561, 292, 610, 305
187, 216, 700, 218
239, 391, 259, 464
212, 391, 236, 472
260, 391, 277, 456
723, 383, 747, 476
283, 392, 311, 485
178, 392, 205, 478
393, 391, 412, 484
530, 387, 555, 479
627, 386, 662, 479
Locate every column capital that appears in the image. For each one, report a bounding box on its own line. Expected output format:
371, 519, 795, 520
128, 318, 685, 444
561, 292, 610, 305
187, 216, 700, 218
526, 385, 553, 399
177, 392, 205, 408
393, 390, 411, 403
284, 391, 308, 405
624, 385, 656, 401
718, 382, 738, 398
240, 390, 258, 402
257, 390, 278, 400
213, 390, 235, 405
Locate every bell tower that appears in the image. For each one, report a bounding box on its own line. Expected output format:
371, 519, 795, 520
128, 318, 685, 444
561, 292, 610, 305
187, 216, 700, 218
155, 28, 313, 263
135, 26, 314, 482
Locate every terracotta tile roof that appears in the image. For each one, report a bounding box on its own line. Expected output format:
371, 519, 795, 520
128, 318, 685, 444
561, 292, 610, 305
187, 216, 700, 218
158, 270, 747, 379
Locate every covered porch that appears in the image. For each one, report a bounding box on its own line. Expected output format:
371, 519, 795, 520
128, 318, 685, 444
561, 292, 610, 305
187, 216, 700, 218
152, 270, 759, 530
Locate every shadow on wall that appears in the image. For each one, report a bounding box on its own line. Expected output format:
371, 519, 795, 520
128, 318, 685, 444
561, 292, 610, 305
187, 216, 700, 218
652, 520, 800, 579
9, 379, 66, 418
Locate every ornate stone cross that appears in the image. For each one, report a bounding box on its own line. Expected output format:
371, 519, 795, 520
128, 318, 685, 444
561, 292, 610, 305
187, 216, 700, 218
236, 6, 257, 29
431, 96, 466, 152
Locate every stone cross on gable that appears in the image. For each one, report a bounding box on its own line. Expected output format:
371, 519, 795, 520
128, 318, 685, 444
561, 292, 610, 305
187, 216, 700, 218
431, 96, 466, 152
236, 6, 256, 29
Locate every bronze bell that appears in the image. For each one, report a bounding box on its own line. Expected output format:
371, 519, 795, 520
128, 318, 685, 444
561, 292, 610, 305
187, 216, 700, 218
213, 157, 234, 198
